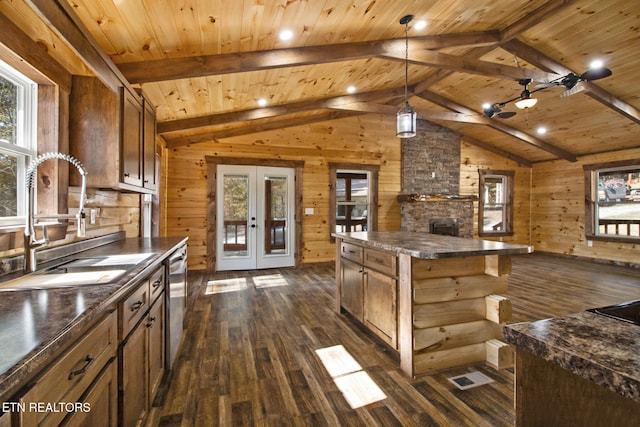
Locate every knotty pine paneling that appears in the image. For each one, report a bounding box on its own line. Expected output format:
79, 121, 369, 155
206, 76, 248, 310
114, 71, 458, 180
531, 147, 640, 264
460, 140, 532, 246
165, 114, 402, 270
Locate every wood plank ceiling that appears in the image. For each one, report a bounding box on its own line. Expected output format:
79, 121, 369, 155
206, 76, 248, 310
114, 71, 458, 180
30, 1, 640, 163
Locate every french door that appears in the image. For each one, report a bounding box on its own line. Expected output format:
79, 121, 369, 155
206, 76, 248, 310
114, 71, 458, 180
216, 165, 295, 270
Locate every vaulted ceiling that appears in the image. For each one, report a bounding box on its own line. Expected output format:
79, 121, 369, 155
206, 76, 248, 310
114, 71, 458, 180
5, 0, 640, 165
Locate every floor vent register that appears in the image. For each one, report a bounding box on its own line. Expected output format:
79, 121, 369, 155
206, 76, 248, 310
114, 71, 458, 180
447, 371, 494, 390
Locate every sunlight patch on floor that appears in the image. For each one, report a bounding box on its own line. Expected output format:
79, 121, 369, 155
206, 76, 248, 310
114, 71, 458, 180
315, 344, 387, 409
252, 273, 289, 289
205, 278, 248, 294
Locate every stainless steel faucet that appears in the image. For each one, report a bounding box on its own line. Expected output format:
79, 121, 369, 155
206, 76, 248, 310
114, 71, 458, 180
24, 152, 88, 272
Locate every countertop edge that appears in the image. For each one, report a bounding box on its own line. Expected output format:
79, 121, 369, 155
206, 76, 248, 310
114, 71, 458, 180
503, 313, 640, 402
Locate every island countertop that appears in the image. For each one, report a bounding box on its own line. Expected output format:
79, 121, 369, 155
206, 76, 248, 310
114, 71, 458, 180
333, 231, 533, 259
504, 311, 640, 402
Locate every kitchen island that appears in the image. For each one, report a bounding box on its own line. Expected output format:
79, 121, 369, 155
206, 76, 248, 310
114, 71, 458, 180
504, 312, 640, 426
333, 231, 532, 377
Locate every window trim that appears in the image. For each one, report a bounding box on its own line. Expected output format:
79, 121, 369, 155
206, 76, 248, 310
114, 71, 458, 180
478, 169, 514, 237
583, 159, 640, 244
329, 163, 379, 241
0, 60, 38, 227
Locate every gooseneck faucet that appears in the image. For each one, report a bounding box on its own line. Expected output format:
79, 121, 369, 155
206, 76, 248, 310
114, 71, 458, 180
24, 152, 88, 272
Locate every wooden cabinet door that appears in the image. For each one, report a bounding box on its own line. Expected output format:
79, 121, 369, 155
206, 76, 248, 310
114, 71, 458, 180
121, 88, 143, 188
147, 297, 165, 402
142, 98, 157, 191
64, 360, 118, 427
120, 319, 148, 427
340, 258, 364, 321
364, 269, 397, 348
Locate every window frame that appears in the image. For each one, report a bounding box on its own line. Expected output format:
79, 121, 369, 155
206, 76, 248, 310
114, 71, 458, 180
583, 159, 640, 244
0, 60, 38, 227
478, 169, 514, 237
329, 163, 379, 241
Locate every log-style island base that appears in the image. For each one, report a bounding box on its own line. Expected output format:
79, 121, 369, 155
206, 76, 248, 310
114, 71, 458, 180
333, 231, 532, 378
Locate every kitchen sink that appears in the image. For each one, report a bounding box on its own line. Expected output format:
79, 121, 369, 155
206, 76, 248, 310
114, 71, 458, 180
0, 253, 155, 291
588, 300, 640, 325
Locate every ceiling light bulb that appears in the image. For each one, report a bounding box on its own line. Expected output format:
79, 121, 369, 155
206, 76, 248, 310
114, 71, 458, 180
537, 127, 547, 135
279, 29, 293, 41
347, 85, 356, 94
258, 98, 267, 107
414, 20, 427, 30
589, 59, 604, 69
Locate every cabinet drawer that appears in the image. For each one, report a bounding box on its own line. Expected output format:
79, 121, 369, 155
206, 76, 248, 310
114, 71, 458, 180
120, 280, 149, 338
149, 266, 165, 304
341, 242, 363, 263
364, 248, 397, 276
20, 311, 117, 427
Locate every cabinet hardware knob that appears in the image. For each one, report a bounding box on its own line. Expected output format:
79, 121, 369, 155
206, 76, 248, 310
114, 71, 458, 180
152, 280, 162, 288
146, 316, 157, 327
68, 355, 94, 380
124, 172, 130, 177
130, 300, 144, 311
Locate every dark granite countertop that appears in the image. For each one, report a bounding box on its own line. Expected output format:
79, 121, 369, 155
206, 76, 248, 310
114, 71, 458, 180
0, 236, 187, 400
504, 312, 640, 402
332, 231, 533, 259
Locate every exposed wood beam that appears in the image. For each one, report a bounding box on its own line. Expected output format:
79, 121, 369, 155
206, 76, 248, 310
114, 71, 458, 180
503, 39, 640, 125
461, 136, 532, 167
158, 87, 406, 134
330, 102, 487, 125
25, 0, 134, 93
0, 10, 70, 90
119, 31, 500, 84
381, 49, 560, 83
413, 0, 579, 94
416, 90, 578, 162
164, 111, 361, 148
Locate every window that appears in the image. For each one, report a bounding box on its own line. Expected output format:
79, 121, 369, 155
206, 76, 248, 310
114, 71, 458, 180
478, 169, 514, 236
0, 60, 37, 226
329, 163, 379, 240
584, 160, 640, 242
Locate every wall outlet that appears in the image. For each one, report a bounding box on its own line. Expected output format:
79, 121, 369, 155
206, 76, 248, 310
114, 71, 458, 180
90, 209, 97, 225
587, 240, 593, 247
305, 207, 314, 215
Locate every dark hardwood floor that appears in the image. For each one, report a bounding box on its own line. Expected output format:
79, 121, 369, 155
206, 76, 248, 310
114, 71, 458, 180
147, 253, 640, 426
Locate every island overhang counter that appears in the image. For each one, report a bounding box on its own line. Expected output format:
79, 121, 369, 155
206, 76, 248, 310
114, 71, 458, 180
333, 231, 533, 377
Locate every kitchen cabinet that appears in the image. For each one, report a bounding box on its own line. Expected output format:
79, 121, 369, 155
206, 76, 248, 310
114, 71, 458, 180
338, 242, 398, 348
69, 76, 156, 194
121, 88, 143, 188
119, 266, 165, 427
141, 92, 157, 192
18, 310, 118, 426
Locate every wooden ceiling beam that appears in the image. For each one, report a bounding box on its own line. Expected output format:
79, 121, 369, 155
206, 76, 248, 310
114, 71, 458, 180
158, 87, 406, 134
380, 49, 560, 83
416, 90, 578, 162
164, 111, 362, 148
119, 31, 500, 84
503, 39, 640, 125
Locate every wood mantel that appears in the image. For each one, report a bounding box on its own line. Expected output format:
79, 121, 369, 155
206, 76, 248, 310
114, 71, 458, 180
333, 231, 532, 377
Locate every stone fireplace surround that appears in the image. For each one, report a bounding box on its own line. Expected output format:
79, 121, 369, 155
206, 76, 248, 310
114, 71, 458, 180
398, 120, 476, 238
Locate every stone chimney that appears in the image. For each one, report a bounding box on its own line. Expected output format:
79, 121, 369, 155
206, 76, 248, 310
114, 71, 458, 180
398, 120, 476, 238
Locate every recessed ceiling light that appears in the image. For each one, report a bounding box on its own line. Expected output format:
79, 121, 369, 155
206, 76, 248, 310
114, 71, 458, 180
347, 86, 356, 94
414, 20, 427, 31
279, 29, 294, 41
537, 127, 547, 135
589, 59, 605, 70
258, 98, 267, 107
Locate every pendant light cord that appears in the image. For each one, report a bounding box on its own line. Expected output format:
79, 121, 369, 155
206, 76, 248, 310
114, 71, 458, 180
404, 20, 410, 112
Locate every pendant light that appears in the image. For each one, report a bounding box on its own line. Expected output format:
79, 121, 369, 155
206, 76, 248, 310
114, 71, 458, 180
397, 14, 416, 138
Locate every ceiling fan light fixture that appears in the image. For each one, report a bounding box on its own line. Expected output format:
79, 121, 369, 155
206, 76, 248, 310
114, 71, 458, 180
514, 90, 537, 109
397, 14, 416, 139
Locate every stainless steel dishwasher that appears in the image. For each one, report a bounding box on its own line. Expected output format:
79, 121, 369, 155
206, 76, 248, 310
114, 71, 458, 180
166, 244, 187, 369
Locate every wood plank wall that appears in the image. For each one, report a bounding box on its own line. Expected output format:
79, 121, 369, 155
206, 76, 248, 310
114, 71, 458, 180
163, 116, 532, 270
531, 147, 640, 264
